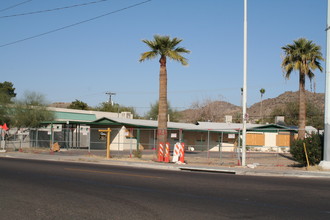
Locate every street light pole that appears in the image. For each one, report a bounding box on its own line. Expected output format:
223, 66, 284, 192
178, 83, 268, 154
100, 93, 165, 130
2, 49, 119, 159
241, 0, 248, 167
320, 0, 330, 169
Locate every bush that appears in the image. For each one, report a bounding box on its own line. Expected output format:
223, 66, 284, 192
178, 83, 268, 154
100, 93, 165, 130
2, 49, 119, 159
132, 150, 142, 158
290, 133, 323, 166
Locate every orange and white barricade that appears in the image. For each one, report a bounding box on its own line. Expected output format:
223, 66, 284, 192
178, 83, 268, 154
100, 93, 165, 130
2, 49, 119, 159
164, 142, 170, 163
172, 142, 180, 162
179, 142, 185, 163
158, 142, 164, 162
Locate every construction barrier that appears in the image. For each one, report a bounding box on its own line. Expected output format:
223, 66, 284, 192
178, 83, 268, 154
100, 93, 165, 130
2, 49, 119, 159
172, 142, 185, 163
158, 142, 164, 162
179, 142, 185, 163
164, 142, 170, 163
172, 142, 180, 162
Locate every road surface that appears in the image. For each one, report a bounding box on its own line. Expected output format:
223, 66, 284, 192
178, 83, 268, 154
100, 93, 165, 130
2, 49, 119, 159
1, 158, 329, 219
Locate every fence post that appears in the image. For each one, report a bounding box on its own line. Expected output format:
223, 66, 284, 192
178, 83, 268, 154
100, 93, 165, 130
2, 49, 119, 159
237, 129, 241, 165
118, 127, 120, 155
130, 128, 133, 157
219, 132, 223, 164
50, 123, 54, 149
88, 127, 91, 153
36, 128, 39, 148
207, 130, 210, 159
136, 129, 140, 151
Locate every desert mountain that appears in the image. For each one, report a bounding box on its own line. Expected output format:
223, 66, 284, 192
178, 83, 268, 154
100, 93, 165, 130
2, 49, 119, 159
178, 91, 325, 123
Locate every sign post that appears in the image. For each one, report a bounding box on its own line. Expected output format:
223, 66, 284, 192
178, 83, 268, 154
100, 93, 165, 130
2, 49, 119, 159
99, 128, 111, 159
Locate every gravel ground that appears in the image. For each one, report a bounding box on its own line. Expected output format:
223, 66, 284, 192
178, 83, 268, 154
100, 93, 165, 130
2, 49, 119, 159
5, 147, 314, 171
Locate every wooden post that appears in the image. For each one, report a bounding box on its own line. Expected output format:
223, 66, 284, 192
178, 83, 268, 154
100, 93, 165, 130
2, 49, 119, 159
99, 128, 111, 159
303, 143, 310, 167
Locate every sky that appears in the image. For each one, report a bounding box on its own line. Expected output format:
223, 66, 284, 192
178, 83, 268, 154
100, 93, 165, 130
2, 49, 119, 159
0, 0, 328, 115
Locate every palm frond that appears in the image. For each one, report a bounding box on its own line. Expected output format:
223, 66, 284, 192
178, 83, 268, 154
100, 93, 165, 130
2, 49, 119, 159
139, 51, 158, 62
140, 34, 190, 65
281, 38, 324, 80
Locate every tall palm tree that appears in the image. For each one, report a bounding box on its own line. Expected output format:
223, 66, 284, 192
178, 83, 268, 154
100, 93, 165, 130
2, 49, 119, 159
259, 88, 265, 123
281, 38, 323, 139
139, 35, 190, 146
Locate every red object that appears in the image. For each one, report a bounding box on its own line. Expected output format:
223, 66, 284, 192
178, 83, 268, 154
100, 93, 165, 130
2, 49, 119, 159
163, 142, 170, 163
2, 123, 8, 131
179, 142, 185, 163
158, 142, 164, 162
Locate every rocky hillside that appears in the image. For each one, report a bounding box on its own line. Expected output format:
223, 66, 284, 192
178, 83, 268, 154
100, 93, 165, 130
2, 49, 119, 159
179, 101, 241, 123
178, 91, 325, 123
248, 91, 324, 120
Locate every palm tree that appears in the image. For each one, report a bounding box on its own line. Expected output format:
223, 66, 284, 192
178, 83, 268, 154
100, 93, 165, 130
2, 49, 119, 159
281, 38, 323, 139
259, 88, 265, 123
139, 35, 190, 146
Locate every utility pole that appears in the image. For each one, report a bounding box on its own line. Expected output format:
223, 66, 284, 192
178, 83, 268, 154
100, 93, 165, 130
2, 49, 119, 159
320, 0, 330, 169
242, 0, 248, 167
106, 92, 116, 105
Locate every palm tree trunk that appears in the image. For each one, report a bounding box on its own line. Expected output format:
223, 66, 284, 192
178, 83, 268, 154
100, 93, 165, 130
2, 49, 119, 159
260, 95, 263, 124
298, 72, 306, 139
158, 56, 168, 145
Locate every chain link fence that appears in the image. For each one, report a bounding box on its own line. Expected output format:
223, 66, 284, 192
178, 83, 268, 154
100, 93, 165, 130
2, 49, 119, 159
1, 126, 295, 166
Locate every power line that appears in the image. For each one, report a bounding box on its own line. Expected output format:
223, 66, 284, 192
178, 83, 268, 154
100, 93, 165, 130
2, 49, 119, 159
0, 0, 33, 13
0, 0, 109, 19
0, 0, 152, 48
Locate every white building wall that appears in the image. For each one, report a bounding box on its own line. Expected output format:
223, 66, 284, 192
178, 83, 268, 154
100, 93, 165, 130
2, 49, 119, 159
110, 126, 138, 151
264, 133, 277, 147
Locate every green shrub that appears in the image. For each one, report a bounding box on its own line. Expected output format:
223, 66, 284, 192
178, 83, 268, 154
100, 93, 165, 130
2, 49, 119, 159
290, 133, 323, 166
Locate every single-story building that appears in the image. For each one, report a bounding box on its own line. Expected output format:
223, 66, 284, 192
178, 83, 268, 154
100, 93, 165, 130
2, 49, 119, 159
29, 107, 313, 152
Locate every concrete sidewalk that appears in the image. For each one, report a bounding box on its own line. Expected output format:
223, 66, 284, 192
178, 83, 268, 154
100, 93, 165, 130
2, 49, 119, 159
1, 149, 330, 179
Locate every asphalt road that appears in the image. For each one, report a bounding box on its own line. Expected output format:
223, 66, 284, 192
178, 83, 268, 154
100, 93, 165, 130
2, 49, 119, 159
1, 158, 330, 220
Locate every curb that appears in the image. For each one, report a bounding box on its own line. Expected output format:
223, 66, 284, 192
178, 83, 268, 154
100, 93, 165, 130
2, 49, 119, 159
179, 167, 236, 174
2, 152, 330, 178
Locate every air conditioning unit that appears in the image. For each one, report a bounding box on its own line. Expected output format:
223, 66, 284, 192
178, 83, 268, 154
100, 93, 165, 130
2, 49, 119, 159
121, 112, 133, 119
275, 116, 285, 124
225, 115, 232, 123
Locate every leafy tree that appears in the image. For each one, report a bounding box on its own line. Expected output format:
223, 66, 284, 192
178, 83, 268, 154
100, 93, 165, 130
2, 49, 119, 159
267, 102, 324, 130
233, 112, 243, 123
0, 81, 16, 125
281, 38, 324, 139
12, 91, 54, 128
0, 100, 10, 125
0, 81, 16, 103
95, 102, 137, 116
139, 35, 190, 144
144, 101, 180, 122
68, 99, 89, 110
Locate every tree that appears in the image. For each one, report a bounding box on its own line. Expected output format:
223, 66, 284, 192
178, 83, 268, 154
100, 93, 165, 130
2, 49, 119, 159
259, 88, 265, 123
267, 102, 324, 130
281, 38, 324, 139
95, 102, 137, 116
144, 101, 180, 122
0, 81, 16, 103
12, 91, 55, 128
68, 99, 89, 110
0, 81, 16, 125
139, 35, 190, 145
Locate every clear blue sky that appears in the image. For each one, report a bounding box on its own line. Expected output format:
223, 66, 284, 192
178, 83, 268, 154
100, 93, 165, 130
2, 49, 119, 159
0, 0, 327, 115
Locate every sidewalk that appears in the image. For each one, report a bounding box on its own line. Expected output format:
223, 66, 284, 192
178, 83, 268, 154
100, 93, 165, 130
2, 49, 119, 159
1, 149, 330, 179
